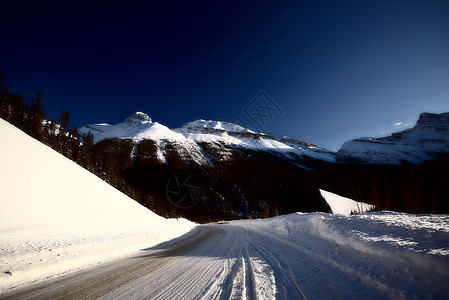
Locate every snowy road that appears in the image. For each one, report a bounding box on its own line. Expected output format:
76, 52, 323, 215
3, 213, 449, 299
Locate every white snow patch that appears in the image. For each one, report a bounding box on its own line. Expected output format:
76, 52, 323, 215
320, 189, 374, 216
181, 119, 256, 134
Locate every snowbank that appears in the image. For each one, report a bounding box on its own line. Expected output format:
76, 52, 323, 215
0, 118, 196, 294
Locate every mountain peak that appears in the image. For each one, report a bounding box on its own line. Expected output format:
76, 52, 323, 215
123, 112, 152, 127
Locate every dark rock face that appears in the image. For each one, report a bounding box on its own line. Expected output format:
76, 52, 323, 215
416, 112, 449, 127
93, 137, 331, 222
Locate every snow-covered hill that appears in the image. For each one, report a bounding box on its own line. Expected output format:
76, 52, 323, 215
0, 118, 195, 294
337, 112, 449, 164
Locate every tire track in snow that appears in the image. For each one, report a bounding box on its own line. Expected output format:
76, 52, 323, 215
105, 224, 281, 300
219, 229, 246, 300
247, 235, 306, 299
242, 242, 257, 299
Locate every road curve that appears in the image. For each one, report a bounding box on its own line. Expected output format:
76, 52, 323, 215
3, 220, 449, 299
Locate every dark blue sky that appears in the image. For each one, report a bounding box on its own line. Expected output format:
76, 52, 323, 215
1, 0, 449, 150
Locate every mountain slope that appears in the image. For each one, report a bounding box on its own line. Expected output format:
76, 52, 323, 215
0, 118, 195, 293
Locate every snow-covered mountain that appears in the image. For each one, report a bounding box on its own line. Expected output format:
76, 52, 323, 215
80, 111, 449, 166
80, 112, 186, 143
337, 112, 449, 164
79, 112, 336, 164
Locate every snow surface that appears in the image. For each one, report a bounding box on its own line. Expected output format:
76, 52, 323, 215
179, 130, 294, 152
0, 118, 195, 294
320, 189, 374, 216
107, 212, 449, 299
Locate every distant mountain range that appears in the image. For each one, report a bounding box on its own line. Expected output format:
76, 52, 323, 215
80, 111, 449, 165
75, 111, 449, 221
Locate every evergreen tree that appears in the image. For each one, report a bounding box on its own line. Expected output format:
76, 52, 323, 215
28, 92, 46, 140
70, 125, 79, 138
0, 85, 11, 120
68, 125, 80, 162
61, 108, 70, 130
33, 92, 45, 119
11, 93, 26, 129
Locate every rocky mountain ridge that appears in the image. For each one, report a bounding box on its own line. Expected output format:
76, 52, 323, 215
80, 111, 449, 165
80, 112, 336, 166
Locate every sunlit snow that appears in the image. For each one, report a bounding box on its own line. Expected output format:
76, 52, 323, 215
320, 189, 374, 216
79, 112, 337, 163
